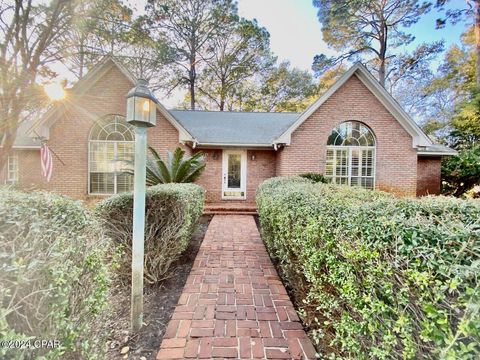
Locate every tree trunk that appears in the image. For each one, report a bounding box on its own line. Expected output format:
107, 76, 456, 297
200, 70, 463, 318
190, 78, 195, 110
378, 60, 386, 87
0, 106, 20, 170
0, 128, 17, 173
189, 56, 196, 110
219, 79, 226, 111
378, 21, 388, 87
475, 0, 480, 87
79, 39, 85, 79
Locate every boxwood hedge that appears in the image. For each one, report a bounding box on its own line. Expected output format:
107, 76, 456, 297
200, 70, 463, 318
256, 177, 480, 359
95, 183, 204, 284
0, 188, 112, 359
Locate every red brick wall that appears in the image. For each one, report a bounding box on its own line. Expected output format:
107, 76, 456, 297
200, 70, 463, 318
194, 149, 275, 204
417, 157, 442, 196
12, 64, 182, 199
276, 74, 418, 196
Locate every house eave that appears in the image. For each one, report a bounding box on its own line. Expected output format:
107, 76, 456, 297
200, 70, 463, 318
189, 142, 276, 149
417, 151, 458, 156
12, 145, 41, 149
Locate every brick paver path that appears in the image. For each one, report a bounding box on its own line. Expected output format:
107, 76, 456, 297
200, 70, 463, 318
156, 215, 317, 359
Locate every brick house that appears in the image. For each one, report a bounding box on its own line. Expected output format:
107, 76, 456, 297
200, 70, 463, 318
1, 57, 456, 203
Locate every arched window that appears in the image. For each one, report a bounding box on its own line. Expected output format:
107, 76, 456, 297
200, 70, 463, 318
88, 115, 134, 194
325, 121, 376, 189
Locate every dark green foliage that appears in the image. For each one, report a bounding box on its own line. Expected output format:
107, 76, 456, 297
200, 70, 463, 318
95, 183, 204, 284
0, 188, 112, 359
256, 177, 480, 359
124, 147, 206, 186
299, 172, 327, 183
442, 145, 480, 197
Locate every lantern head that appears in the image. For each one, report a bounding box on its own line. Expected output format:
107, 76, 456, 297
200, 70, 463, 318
126, 79, 158, 127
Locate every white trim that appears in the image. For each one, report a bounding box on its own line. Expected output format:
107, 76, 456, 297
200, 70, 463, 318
5, 154, 19, 184
274, 63, 432, 148
222, 149, 247, 200
418, 151, 458, 156
195, 142, 274, 148
12, 145, 41, 149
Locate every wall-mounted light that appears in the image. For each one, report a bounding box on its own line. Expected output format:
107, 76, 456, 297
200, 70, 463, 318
251, 153, 256, 161
212, 151, 219, 160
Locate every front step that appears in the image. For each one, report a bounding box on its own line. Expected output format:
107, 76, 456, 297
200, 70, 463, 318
204, 210, 257, 215
204, 204, 257, 215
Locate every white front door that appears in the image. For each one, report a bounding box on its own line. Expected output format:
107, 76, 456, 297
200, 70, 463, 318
222, 150, 247, 200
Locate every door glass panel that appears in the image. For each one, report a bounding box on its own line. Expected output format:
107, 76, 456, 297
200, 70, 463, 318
227, 154, 241, 188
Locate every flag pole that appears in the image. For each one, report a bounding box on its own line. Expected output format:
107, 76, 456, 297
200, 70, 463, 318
33, 131, 65, 166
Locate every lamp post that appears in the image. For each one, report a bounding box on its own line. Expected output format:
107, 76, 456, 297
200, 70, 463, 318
126, 79, 157, 332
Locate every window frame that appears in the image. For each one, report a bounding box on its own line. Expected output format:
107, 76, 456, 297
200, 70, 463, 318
325, 121, 376, 190
87, 115, 134, 196
6, 154, 19, 184
326, 146, 376, 189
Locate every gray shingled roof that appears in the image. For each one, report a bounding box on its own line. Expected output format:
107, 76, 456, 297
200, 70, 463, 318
13, 121, 41, 148
169, 110, 299, 145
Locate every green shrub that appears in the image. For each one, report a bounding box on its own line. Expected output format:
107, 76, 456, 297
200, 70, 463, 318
95, 183, 204, 284
256, 177, 480, 359
0, 188, 112, 359
299, 172, 327, 183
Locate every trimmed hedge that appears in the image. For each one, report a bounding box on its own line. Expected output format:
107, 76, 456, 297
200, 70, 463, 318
0, 188, 112, 359
256, 177, 480, 359
95, 183, 204, 284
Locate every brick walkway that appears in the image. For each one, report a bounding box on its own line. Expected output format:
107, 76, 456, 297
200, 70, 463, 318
156, 215, 317, 359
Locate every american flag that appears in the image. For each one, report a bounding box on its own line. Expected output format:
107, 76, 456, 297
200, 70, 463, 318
40, 143, 53, 182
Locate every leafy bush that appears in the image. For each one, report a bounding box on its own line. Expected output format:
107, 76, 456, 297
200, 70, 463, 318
0, 188, 112, 359
299, 172, 327, 183
256, 177, 480, 359
95, 183, 204, 284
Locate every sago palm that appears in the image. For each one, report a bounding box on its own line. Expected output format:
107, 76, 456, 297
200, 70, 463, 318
124, 146, 206, 186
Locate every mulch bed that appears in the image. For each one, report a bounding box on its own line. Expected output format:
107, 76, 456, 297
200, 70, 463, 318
105, 215, 212, 360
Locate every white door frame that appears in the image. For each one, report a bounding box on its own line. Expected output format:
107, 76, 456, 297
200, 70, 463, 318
222, 149, 247, 200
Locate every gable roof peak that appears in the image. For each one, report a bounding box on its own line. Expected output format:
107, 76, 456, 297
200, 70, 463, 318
274, 62, 433, 148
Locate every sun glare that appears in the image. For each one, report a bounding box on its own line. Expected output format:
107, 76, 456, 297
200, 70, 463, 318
44, 82, 66, 101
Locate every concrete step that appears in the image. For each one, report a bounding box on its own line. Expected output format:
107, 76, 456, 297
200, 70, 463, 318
204, 211, 257, 215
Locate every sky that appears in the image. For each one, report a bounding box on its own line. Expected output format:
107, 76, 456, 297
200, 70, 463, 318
68, 0, 471, 106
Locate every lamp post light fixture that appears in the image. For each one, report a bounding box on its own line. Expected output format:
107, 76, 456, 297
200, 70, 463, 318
126, 79, 157, 332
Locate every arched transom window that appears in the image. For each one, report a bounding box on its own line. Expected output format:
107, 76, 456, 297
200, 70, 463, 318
325, 121, 376, 189
88, 115, 134, 195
